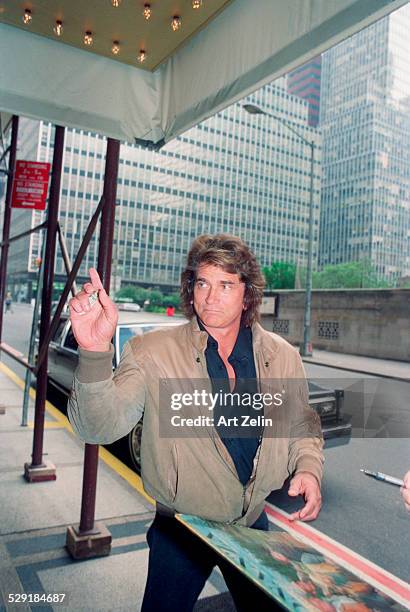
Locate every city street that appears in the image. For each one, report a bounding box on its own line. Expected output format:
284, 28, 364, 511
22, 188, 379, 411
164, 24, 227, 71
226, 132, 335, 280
1, 2, 410, 609
1, 303, 409, 584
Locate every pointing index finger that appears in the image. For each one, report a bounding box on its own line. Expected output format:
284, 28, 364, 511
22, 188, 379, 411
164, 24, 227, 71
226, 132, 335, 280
89, 267, 104, 291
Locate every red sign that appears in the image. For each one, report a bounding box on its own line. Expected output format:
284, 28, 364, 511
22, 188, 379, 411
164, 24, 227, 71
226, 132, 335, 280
11, 160, 51, 210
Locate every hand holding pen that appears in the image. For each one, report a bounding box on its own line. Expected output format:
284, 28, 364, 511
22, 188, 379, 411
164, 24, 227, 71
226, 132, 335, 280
361, 468, 410, 512
402, 471, 410, 512
360, 468, 404, 487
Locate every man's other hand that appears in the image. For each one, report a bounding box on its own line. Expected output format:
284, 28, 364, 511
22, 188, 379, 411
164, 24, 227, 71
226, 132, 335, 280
287, 471, 322, 522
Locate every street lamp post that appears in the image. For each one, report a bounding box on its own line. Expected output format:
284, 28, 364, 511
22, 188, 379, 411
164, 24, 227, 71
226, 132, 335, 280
243, 103, 315, 356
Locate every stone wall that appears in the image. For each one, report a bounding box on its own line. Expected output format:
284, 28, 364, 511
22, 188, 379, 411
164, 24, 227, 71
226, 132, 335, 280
260, 289, 410, 361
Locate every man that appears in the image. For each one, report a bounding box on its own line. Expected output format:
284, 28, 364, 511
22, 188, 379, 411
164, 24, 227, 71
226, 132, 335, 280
5, 292, 13, 313
166, 304, 175, 317
68, 234, 323, 612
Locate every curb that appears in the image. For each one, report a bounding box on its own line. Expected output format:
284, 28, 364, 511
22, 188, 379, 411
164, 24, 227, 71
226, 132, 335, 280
301, 358, 410, 383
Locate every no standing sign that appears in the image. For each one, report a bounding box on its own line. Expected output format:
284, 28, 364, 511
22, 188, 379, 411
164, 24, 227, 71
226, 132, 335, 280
11, 161, 51, 210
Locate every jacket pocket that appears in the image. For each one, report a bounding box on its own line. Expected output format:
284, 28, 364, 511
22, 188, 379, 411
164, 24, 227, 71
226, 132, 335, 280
258, 437, 290, 498
167, 443, 179, 503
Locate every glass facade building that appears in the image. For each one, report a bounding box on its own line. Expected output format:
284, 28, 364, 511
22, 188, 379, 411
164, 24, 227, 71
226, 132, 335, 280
287, 56, 322, 127
6, 76, 320, 299
319, 4, 410, 281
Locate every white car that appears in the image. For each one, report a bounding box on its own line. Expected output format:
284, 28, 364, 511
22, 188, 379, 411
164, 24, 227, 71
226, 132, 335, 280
47, 311, 186, 471
115, 301, 141, 312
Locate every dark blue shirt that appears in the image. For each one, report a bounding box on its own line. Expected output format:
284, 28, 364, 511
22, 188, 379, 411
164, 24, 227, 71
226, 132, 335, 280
197, 318, 262, 486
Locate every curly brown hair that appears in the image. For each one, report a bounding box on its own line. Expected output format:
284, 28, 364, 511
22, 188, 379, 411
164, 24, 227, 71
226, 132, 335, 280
180, 234, 265, 327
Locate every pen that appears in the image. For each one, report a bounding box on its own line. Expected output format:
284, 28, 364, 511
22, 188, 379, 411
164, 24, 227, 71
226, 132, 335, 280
360, 468, 404, 487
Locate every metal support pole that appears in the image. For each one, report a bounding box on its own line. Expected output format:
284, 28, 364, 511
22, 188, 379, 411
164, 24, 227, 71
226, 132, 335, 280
0, 145, 11, 169
97, 138, 118, 286
0, 115, 19, 345
79, 138, 119, 534
66, 138, 119, 559
301, 142, 315, 357
0, 221, 48, 248
34, 196, 106, 373
22, 233, 47, 426
24, 125, 65, 482
56, 222, 78, 297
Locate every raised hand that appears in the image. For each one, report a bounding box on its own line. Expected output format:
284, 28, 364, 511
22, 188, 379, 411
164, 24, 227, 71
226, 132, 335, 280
69, 268, 118, 351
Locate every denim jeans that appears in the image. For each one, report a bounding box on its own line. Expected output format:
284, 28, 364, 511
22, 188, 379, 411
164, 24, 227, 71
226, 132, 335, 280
141, 511, 280, 612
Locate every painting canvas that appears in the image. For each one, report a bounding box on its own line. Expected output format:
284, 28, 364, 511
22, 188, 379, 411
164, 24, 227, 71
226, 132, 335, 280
177, 514, 406, 611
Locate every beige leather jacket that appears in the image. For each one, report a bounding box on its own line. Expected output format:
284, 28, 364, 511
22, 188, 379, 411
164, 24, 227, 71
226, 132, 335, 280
68, 318, 323, 526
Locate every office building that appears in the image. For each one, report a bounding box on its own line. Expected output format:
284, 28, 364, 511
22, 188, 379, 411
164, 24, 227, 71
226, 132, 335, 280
319, 4, 410, 281
5, 76, 320, 299
288, 56, 322, 127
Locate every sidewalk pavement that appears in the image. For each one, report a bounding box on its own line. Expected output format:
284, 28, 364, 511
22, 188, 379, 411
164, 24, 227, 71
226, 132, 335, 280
0, 362, 235, 612
301, 348, 409, 382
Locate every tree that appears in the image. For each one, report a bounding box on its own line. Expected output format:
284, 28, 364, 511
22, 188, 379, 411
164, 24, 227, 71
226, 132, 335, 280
115, 285, 150, 304
115, 285, 181, 312
163, 293, 180, 309
262, 262, 296, 289
310, 260, 392, 289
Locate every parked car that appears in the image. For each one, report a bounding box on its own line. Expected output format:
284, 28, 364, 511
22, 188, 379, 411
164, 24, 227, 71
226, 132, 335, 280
44, 312, 350, 473
115, 300, 141, 312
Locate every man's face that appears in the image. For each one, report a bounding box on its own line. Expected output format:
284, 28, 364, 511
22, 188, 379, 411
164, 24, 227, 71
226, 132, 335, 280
193, 264, 246, 331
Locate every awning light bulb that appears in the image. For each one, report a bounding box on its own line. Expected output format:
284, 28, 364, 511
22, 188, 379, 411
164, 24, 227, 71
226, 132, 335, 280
22, 8, 32, 25
84, 31, 93, 46
143, 4, 151, 20
53, 20, 63, 36
171, 15, 181, 31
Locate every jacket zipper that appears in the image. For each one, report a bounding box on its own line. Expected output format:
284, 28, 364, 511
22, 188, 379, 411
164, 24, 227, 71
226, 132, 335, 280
238, 372, 284, 523
198, 344, 266, 520
196, 350, 241, 480
241, 485, 247, 514
240, 431, 263, 518
241, 344, 268, 518
238, 346, 267, 520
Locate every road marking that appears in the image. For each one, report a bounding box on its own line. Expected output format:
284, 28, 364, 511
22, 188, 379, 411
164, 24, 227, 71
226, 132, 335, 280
28, 421, 64, 429
0, 361, 30, 388
265, 503, 410, 607
0, 360, 154, 505
0, 362, 67, 428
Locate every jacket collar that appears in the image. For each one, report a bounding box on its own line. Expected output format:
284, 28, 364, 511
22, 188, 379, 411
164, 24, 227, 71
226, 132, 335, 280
185, 316, 280, 359
187, 316, 209, 352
